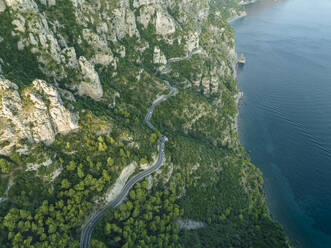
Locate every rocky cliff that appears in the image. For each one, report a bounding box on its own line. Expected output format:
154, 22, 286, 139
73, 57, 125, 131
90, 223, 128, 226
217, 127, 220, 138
0, 0, 239, 154
0, 78, 78, 155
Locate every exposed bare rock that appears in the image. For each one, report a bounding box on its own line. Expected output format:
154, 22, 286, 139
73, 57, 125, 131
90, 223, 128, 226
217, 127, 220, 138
99, 162, 137, 204
60, 47, 78, 69
0, 1, 6, 12
155, 10, 176, 35
153, 46, 167, 65
82, 29, 115, 66
50, 167, 63, 181
112, 2, 140, 40
4, 0, 38, 11
12, 18, 25, 33
140, 155, 158, 170
185, 31, 200, 53
39, 0, 56, 7
118, 45, 126, 58
0, 78, 79, 155
228, 45, 238, 78
26, 158, 52, 171
132, 0, 155, 8
77, 56, 103, 100
135, 2, 156, 28
166, 0, 209, 26
8, 3, 65, 78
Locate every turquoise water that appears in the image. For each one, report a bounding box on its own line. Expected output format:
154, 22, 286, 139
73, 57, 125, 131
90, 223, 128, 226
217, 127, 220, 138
232, 0, 331, 247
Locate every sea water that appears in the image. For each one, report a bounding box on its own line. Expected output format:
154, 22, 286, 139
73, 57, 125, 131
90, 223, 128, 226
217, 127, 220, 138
232, 0, 331, 247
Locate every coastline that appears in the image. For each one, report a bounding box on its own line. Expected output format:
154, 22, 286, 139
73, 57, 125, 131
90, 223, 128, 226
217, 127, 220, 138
230, 3, 293, 247
234, 91, 244, 131
228, 12, 247, 23
228, 13, 244, 132
228, 4, 249, 131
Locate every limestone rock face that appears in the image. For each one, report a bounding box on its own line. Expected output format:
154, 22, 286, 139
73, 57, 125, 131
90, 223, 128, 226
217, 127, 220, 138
4, 0, 38, 11
0, 0, 241, 153
132, 0, 155, 8
185, 31, 200, 53
0, 1, 6, 12
112, 2, 139, 40
228, 45, 238, 78
153, 46, 167, 65
8, 0, 65, 79
78, 56, 103, 100
0, 78, 78, 155
39, 0, 56, 7
136, 5, 155, 28
4, 0, 108, 99
60, 47, 78, 69
133, 0, 156, 28
82, 29, 115, 66
155, 11, 176, 35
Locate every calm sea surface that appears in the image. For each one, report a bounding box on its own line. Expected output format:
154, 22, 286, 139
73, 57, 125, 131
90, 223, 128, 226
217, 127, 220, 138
232, 0, 331, 247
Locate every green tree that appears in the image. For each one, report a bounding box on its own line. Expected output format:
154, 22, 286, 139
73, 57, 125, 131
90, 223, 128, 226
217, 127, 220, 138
61, 179, 71, 189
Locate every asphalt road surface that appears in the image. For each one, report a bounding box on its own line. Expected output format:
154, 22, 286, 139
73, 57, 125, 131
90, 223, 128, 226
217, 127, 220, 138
80, 79, 175, 248
80, 23, 202, 248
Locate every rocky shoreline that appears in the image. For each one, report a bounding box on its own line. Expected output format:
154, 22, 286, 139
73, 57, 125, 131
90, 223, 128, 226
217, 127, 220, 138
235, 91, 244, 131
228, 12, 248, 23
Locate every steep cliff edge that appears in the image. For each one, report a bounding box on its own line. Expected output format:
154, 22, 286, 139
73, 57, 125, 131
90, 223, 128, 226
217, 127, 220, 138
0, 78, 78, 155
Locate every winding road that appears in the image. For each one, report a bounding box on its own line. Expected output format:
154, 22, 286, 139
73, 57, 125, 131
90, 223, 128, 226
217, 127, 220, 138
80, 21, 203, 248
80, 136, 167, 248
80, 68, 177, 248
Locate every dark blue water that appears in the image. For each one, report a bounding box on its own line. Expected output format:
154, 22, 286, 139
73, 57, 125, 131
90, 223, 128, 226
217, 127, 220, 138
232, 0, 331, 247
